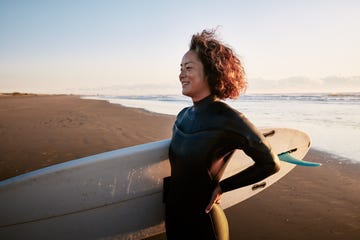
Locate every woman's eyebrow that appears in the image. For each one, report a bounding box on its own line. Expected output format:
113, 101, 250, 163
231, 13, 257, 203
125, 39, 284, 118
180, 61, 194, 67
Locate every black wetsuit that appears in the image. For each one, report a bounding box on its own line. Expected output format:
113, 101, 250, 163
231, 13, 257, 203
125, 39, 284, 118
164, 95, 279, 240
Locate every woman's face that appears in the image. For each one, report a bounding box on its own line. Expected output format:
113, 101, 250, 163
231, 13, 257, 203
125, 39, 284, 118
179, 50, 211, 102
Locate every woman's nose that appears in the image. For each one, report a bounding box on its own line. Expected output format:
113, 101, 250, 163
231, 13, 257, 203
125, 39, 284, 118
179, 69, 185, 80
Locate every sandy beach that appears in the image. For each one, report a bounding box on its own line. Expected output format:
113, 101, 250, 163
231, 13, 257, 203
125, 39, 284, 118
0, 94, 359, 239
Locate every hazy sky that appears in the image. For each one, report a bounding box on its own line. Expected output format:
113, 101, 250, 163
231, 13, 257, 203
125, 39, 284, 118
1, 0, 359, 94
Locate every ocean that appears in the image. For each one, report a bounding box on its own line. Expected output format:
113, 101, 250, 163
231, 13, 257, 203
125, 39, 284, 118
83, 93, 360, 163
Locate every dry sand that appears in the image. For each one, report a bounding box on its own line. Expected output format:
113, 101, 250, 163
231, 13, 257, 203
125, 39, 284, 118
0, 94, 174, 180
0, 94, 359, 239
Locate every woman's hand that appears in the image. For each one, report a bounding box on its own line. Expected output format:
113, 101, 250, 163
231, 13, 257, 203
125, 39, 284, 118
205, 184, 223, 213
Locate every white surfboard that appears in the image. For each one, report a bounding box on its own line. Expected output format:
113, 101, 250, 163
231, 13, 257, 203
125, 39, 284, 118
0, 128, 315, 240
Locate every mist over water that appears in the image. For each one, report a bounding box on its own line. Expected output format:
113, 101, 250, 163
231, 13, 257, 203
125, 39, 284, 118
83, 93, 360, 163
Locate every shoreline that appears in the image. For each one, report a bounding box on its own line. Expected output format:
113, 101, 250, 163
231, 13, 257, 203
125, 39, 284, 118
81, 93, 360, 163
1, 94, 359, 239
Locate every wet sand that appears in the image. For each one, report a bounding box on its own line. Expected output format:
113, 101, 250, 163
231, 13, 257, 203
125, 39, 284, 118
1, 94, 359, 239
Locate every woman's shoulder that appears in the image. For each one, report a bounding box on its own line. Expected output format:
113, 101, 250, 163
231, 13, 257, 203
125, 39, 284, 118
212, 101, 260, 135
212, 100, 244, 119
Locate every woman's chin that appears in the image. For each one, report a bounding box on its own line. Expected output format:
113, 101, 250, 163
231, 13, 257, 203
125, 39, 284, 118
182, 89, 191, 97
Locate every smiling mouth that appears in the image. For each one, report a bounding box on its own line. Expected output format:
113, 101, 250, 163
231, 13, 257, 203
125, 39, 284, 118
181, 81, 190, 87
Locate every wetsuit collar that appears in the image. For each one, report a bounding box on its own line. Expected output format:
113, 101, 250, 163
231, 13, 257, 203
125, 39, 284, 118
193, 95, 217, 109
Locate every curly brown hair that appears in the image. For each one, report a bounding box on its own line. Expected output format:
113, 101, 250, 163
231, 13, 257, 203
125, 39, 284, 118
189, 29, 247, 99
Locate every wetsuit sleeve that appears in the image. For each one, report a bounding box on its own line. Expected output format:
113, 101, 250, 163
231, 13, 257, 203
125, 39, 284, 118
219, 115, 280, 193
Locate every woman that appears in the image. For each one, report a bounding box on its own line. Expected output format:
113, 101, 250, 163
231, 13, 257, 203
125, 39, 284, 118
164, 29, 280, 239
